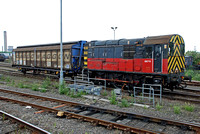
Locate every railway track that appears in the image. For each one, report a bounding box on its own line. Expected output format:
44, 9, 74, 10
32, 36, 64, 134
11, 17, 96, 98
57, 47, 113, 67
176, 86, 200, 94
1, 63, 200, 105
163, 91, 200, 104
185, 81, 200, 87
0, 62, 12, 68
0, 88, 199, 133
162, 85, 200, 104
0, 66, 58, 81
0, 110, 50, 134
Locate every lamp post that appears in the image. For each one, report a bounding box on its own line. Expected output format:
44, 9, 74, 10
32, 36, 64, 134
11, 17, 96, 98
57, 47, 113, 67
111, 27, 117, 40
59, 0, 63, 85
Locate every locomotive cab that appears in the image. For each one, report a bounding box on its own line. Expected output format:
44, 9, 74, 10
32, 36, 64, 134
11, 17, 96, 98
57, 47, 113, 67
143, 34, 185, 89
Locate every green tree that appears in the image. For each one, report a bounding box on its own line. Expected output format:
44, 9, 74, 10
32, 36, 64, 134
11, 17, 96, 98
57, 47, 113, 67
185, 51, 200, 65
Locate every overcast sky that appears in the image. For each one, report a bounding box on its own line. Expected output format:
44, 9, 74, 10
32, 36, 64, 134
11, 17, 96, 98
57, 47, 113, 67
0, 0, 200, 52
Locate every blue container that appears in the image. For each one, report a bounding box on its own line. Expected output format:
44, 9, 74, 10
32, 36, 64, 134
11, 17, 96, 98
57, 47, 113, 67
71, 41, 86, 71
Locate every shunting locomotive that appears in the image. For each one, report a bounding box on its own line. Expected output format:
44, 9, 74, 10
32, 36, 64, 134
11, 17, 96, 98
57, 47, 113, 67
12, 34, 185, 90
84, 34, 185, 90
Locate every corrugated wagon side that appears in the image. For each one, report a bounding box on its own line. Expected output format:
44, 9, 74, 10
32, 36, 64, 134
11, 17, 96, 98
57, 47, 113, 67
12, 41, 86, 77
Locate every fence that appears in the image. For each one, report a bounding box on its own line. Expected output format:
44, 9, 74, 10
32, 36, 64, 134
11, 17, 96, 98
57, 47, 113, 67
133, 84, 162, 107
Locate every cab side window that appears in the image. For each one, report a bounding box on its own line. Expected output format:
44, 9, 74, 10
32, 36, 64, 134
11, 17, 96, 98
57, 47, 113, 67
144, 47, 152, 58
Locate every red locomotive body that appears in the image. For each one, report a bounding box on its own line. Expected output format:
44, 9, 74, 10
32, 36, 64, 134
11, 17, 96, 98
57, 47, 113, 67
84, 35, 185, 90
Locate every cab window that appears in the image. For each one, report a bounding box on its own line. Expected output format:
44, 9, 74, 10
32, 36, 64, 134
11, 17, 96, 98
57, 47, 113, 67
144, 47, 152, 58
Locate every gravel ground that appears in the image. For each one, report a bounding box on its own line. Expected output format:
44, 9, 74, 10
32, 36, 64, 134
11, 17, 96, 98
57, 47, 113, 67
0, 75, 200, 134
0, 101, 120, 134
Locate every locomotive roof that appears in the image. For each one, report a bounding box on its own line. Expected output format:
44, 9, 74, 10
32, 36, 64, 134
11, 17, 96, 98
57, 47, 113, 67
89, 34, 183, 46
143, 34, 175, 45
90, 38, 145, 46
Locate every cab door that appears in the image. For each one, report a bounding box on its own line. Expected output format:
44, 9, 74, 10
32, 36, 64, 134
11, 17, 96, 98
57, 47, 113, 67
154, 45, 162, 72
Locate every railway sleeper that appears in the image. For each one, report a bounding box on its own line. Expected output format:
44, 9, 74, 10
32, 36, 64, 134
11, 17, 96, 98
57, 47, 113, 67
143, 117, 150, 123
85, 111, 99, 116
109, 115, 123, 122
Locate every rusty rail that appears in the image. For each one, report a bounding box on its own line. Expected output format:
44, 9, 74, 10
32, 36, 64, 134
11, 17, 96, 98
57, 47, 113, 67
0, 110, 51, 134
0, 96, 158, 134
186, 81, 200, 87
0, 62, 12, 68
0, 88, 200, 133
163, 90, 200, 104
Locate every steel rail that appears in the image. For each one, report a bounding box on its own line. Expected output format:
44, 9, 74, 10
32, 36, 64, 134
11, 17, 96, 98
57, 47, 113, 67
0, 62, 12, 67
0, 88, 200, 133
0, 110, 51, 134
0, 96, 158, 134
0, 68, 57, 80
163, 91, 200, 98
186, 81, 200, 87
176, 87, 200, 94
163, 91, 200, 104
162, 95, 200, 104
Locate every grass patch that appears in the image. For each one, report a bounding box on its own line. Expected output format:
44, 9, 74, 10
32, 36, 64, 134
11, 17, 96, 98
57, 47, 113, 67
41, 77, 51, 89
68, 90, 86, 98
18, 82, 24, 88
109, 90, 118, 105
59, 86, 70, 95
173, 106, 181, 114
2, 113, 5, 121
53, 122, 56, 128
0, 75, 5, 81
130, 96, 134, 106
0, 75, 11, 82
156, 103, 163, 111
59, 82, 70, 95
17, 81, 30, 88
31, 83, 40, 91
40, 88, 47, 93
183, 103, 195, 112
5, 77, 11, 82
7, 79, 15, 87
192, 73, 200, 81
101, 90, 108, 96
54, 82, 60, 89
119, 99, 130, 107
